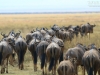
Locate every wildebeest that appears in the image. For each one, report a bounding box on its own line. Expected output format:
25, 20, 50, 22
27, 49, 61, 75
64, 25, 80, 37
57, 60, 75, 75
46, 29, 55, 37
80, 23, 96, 38
51, 24, 60, 37
59, 28, 74, 42
46, 42, 61, 75
1, 32, 8, 38
32, 30, 43, 41
65, 43, 87, 75
26, 30, 46, 71
27, 38, 40, 71
14, 32, 27, 70
0, 37, 15, 74
36, 40, 49, 74
52, 36, 64, 63
82, 44, 100, 75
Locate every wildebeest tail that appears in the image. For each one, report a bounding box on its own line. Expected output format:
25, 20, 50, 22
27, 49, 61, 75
0, 45, 3, 65
59, 51, 63, 63
33, 50, 37, 64
30, 43, 37, 65
49, 57, 54, 71
19, 49, 23, 65
41, 45, 46, 69
62, 66, 66, 75
41, 53, 46, 69
88, 55, 93, 75
19, 42, 24, 65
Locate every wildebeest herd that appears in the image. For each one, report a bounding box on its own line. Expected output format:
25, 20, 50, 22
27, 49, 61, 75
0, 23, 97, 75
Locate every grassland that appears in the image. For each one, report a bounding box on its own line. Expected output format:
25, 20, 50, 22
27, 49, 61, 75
0, 13, 100, 75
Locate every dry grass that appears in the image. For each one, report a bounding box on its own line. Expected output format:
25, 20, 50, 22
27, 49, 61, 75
0, 13, 100, 75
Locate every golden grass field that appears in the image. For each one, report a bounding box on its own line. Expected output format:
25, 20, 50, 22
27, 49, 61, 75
0, 13, 100, 75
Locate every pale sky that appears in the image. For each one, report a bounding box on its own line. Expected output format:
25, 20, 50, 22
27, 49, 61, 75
0, 0, 100, 13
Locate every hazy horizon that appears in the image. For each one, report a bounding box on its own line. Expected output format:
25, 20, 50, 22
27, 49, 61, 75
0, 0, 100, 13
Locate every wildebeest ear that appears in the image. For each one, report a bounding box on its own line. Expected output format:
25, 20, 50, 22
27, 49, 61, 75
87, 45, 91, 50
93, 24, 96, 27
12, 53, 15, 57
68, 29, 73, 33
87, 22, 90, 25
30, 31, 33, 33
85, 47, 88, 51
98, 48, 100, 52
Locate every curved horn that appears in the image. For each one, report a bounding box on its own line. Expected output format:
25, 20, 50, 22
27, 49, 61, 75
45, 27, 48, 30
33, 29, 35, 32
36, 27, 38, 31
1, 32, 4, 36
19, 31, 21, 34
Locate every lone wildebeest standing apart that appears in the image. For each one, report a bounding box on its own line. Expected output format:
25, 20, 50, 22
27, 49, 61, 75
46, 42, 61, 75
80, 23, 96, 38
0, 37, 15, 74
36, 40, 49, 75
14, 34, 27, 70
82, 44, 100, 75
57, 60, 75, 75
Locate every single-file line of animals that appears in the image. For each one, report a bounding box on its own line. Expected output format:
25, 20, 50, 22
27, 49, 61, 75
0, 23, 97, 75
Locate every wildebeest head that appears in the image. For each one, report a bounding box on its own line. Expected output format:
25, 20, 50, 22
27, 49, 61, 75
89, 24, 96, 33
76, 43, 88, 51
1, 32, 8, 38
88, 43, 97, 50
14, 31, 21, 39
52, 37, 64, 48
5, 37, 15, 48
51, 24, 60, 31
30, 29, 35, 33
8, 30, 15, 37
26, 33, 33, 44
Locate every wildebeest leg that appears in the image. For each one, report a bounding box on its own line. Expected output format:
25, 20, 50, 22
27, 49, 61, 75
33, 60, 37, 71
98, 69, 100, 75
31, 53, 37, 71
89, 33, 90, 39
42, 62, 47, 75
81, 66, 85, 75
34, 61, 37, 71
1, 60, 5, 74
85, 33, 88, 38
17, 53, 20, 69
94, 70, 97, 75
54, 65, 56, 75
6, 58, 9, 73
45, 62, 47, 74
20, 62, 24, 70
20, 51, 26, 70
76, 66, 78, 75
32, 56, 34, 70
42, 67, 44, 75
52, 67, 54, 75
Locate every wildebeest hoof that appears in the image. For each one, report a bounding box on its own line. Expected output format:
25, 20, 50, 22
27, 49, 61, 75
42, 71, 44, 75
1, 71, 4, 74
6, 71, 8, 73
34, 67, 37, 72
1, 68, 5, 74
